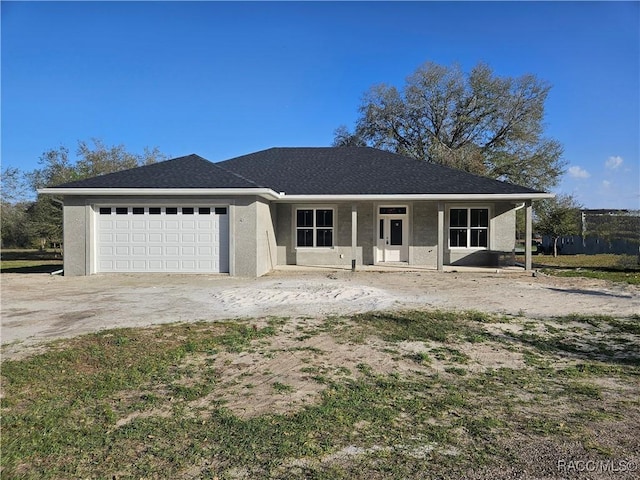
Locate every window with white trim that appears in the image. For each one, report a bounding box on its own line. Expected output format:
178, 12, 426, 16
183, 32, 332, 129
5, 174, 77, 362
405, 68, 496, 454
296, 208, 334, 247
449, 208, 489, 248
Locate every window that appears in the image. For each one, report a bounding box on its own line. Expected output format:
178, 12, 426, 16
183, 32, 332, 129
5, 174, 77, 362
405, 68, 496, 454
182, 207, 194, 215
116, 207, 128, 215
132, 207, 145, 215
166, 207, 178, 215
149, 207, 161, 215
99, 207, 111, 215
198, 207, 211, 215
214, 207, 227, 215
449, 208, 488, 248
296, 208, 334, 247
380, 207, 407, 215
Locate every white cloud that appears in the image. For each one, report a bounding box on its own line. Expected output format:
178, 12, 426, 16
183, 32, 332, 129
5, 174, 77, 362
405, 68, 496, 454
602, 180, 611, 189
605, 155, 623, 169
568, 166, 590, 179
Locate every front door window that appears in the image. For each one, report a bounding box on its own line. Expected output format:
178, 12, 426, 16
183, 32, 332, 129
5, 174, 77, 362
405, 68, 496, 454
390, 219, 403, 245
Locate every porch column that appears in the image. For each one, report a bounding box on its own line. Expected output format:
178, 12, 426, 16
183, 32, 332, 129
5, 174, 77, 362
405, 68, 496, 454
525, 200, 533, 271
351, 204, 357, 271
437, 201, 444, 271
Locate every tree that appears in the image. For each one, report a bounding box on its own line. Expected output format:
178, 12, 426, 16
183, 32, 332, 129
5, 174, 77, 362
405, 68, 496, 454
336, 62, 565, 191
332, 125, 366, 147
25, 139, 167, 249
1, 167, 31, 247
535, 194, 582, 257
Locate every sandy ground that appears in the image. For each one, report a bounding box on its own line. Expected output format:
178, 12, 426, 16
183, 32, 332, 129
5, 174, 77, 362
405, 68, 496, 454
1, 268, 638, 359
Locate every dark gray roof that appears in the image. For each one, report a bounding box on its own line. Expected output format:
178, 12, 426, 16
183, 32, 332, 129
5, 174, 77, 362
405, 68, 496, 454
51, 147, 543, 195
217, 147, 543, 195
51, 154, 259, 189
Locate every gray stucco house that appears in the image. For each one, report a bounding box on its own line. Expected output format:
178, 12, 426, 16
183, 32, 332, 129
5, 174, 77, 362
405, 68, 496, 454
39, 147, 551, 276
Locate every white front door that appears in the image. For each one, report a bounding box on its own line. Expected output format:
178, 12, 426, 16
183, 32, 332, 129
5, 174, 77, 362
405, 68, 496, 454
376, 207, 409, 262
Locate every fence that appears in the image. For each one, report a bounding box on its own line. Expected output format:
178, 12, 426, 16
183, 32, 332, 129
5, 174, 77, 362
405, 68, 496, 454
541, 235, 639, 255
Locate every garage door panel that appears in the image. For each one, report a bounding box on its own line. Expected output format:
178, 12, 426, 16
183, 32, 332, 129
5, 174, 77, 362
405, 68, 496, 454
132, 246, 146, 256
182, 260, 196, 269
97, 205, 229, 273
99, 233, 114, 243
148, 259, 163, 269
166, 259, 179, 269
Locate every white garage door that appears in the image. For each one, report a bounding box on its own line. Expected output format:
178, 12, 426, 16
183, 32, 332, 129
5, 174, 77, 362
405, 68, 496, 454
96, 206, 229, 273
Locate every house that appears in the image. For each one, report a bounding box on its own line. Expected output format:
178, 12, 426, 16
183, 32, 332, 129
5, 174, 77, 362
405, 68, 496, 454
39, 147, 552, 276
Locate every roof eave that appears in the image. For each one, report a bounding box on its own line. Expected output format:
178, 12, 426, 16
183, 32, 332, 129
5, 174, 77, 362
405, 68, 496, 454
276, 193, 554, 202
37, 187, 283, 201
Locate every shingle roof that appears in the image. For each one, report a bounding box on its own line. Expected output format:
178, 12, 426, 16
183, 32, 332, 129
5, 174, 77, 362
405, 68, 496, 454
50, 154, 259, 189
217, 147, 543, 195
50, 147, 543, 195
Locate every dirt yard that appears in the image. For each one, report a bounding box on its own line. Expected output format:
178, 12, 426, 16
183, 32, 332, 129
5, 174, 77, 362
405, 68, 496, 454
2, 269, 639, 479
2, 268, 638, 359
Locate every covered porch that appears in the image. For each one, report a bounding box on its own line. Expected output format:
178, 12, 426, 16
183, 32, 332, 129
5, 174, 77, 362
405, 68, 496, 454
272, 200, 537, 271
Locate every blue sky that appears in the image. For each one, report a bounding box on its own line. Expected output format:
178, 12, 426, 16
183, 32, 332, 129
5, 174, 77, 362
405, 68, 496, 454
2, 1, 638, 208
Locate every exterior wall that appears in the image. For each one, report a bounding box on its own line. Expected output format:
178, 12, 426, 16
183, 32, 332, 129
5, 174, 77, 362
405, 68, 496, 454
255, 199, 277, 276
62, 197, 90, 276
410, 202, 438, 268
447, 201, 516, 267
275, 203, 373, 267
275, 204, 295, 265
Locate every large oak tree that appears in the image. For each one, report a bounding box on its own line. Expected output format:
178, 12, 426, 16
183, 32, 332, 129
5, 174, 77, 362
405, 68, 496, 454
334, 62, 565, 191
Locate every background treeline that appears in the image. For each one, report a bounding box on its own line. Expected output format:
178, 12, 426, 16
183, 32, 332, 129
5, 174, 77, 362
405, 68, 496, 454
1, 139, 166, 249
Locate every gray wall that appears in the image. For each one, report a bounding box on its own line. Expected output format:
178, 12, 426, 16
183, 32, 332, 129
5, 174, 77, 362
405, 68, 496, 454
62, 197, 89, 276
446, 201, 516, 267
410, 202, 438, 267
275, 203, 372, 267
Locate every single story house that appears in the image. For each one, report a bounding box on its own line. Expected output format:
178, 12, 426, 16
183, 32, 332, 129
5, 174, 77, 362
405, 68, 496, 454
39, 147, 552, 276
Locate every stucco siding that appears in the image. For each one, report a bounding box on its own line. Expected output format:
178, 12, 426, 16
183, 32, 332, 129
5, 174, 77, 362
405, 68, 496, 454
410, 202, 438, 267
62, 197, 89, 276
255, 199, 277, 276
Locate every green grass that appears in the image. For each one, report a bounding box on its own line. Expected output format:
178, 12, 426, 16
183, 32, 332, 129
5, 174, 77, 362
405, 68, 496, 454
516, 253, 640, 284
2, 311, 639, 479
349, 310, 492, 344
1, 249, 63, 273
541, 269, 640, 285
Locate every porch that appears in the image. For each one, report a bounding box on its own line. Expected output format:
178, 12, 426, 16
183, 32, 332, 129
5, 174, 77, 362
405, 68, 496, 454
272, 200, 536, 271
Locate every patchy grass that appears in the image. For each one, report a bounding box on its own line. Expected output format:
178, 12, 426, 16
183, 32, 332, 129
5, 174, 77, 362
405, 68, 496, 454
2, 311, 639, 479
517, 254, 640, 285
